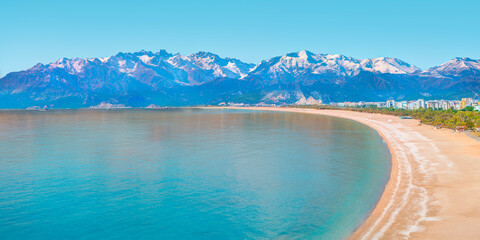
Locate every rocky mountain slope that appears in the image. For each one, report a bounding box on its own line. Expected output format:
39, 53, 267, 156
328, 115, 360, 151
0, 50, 479, 108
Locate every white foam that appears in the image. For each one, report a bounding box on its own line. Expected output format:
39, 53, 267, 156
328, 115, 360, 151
360, 122, 415, 240
357, 119, 450, 239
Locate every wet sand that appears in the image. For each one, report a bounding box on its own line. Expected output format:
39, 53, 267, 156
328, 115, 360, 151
208, 107, 480, 239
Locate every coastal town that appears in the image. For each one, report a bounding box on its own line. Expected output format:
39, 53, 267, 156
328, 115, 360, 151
328, 98, 480, 111
222, 97, 480, 111
322, 98, 480, 135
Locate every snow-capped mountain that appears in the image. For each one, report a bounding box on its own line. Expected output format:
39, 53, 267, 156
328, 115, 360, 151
167, 51, 255, 84
424, 57, 480, 77
35, 50, 255, 87
248, 50, 421, 83
0, 50, 479, 108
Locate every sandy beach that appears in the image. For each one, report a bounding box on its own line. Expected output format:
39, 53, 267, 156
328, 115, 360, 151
211, 107, 480, 239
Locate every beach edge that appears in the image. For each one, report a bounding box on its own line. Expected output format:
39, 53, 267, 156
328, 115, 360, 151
203, 106, 405, 239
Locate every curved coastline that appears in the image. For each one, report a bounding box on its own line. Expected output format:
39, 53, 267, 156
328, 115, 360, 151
206, 106, 480, 239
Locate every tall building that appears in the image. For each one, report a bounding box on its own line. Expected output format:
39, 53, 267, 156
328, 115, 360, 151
461, 98, 473, 109
386, 100, 395, 108
441, 101, 449, 110
418, 99, 426, 109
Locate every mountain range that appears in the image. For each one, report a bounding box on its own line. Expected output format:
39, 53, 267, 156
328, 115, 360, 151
1, 50, 479, 108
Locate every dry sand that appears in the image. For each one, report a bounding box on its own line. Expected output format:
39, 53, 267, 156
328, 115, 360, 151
209, 107, 480, 240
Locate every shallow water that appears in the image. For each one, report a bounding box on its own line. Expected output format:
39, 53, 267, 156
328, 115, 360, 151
0, 109, 390, 239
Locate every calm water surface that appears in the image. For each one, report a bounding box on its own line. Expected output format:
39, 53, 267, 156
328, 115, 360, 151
0, 109, 390, 239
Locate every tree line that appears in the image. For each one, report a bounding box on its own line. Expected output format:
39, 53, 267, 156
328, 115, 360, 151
296, 105, 480, 131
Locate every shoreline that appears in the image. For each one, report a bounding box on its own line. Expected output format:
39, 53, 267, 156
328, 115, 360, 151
208, 106, 480, 239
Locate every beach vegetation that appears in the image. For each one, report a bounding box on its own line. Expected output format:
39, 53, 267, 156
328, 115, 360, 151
296, 105, 480, 131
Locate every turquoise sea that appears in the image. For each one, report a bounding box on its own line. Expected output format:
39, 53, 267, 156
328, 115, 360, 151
0, 109, 390, 239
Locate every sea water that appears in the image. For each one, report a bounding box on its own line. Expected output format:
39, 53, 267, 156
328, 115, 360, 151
0, 109, 390, 239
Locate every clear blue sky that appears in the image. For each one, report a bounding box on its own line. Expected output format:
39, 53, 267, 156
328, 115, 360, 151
1, 0, 479, 77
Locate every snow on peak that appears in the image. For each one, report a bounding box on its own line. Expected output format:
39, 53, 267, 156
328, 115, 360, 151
426, 57, 480, 76
50, 58, 67, 68
49, 58, 87, 74
99, 57, 110, 63
362, 57, 421, 74
139, 55, 154, 64
288, 50, 315, 59
252, 51, 421, 78
168, 51, 254, 79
